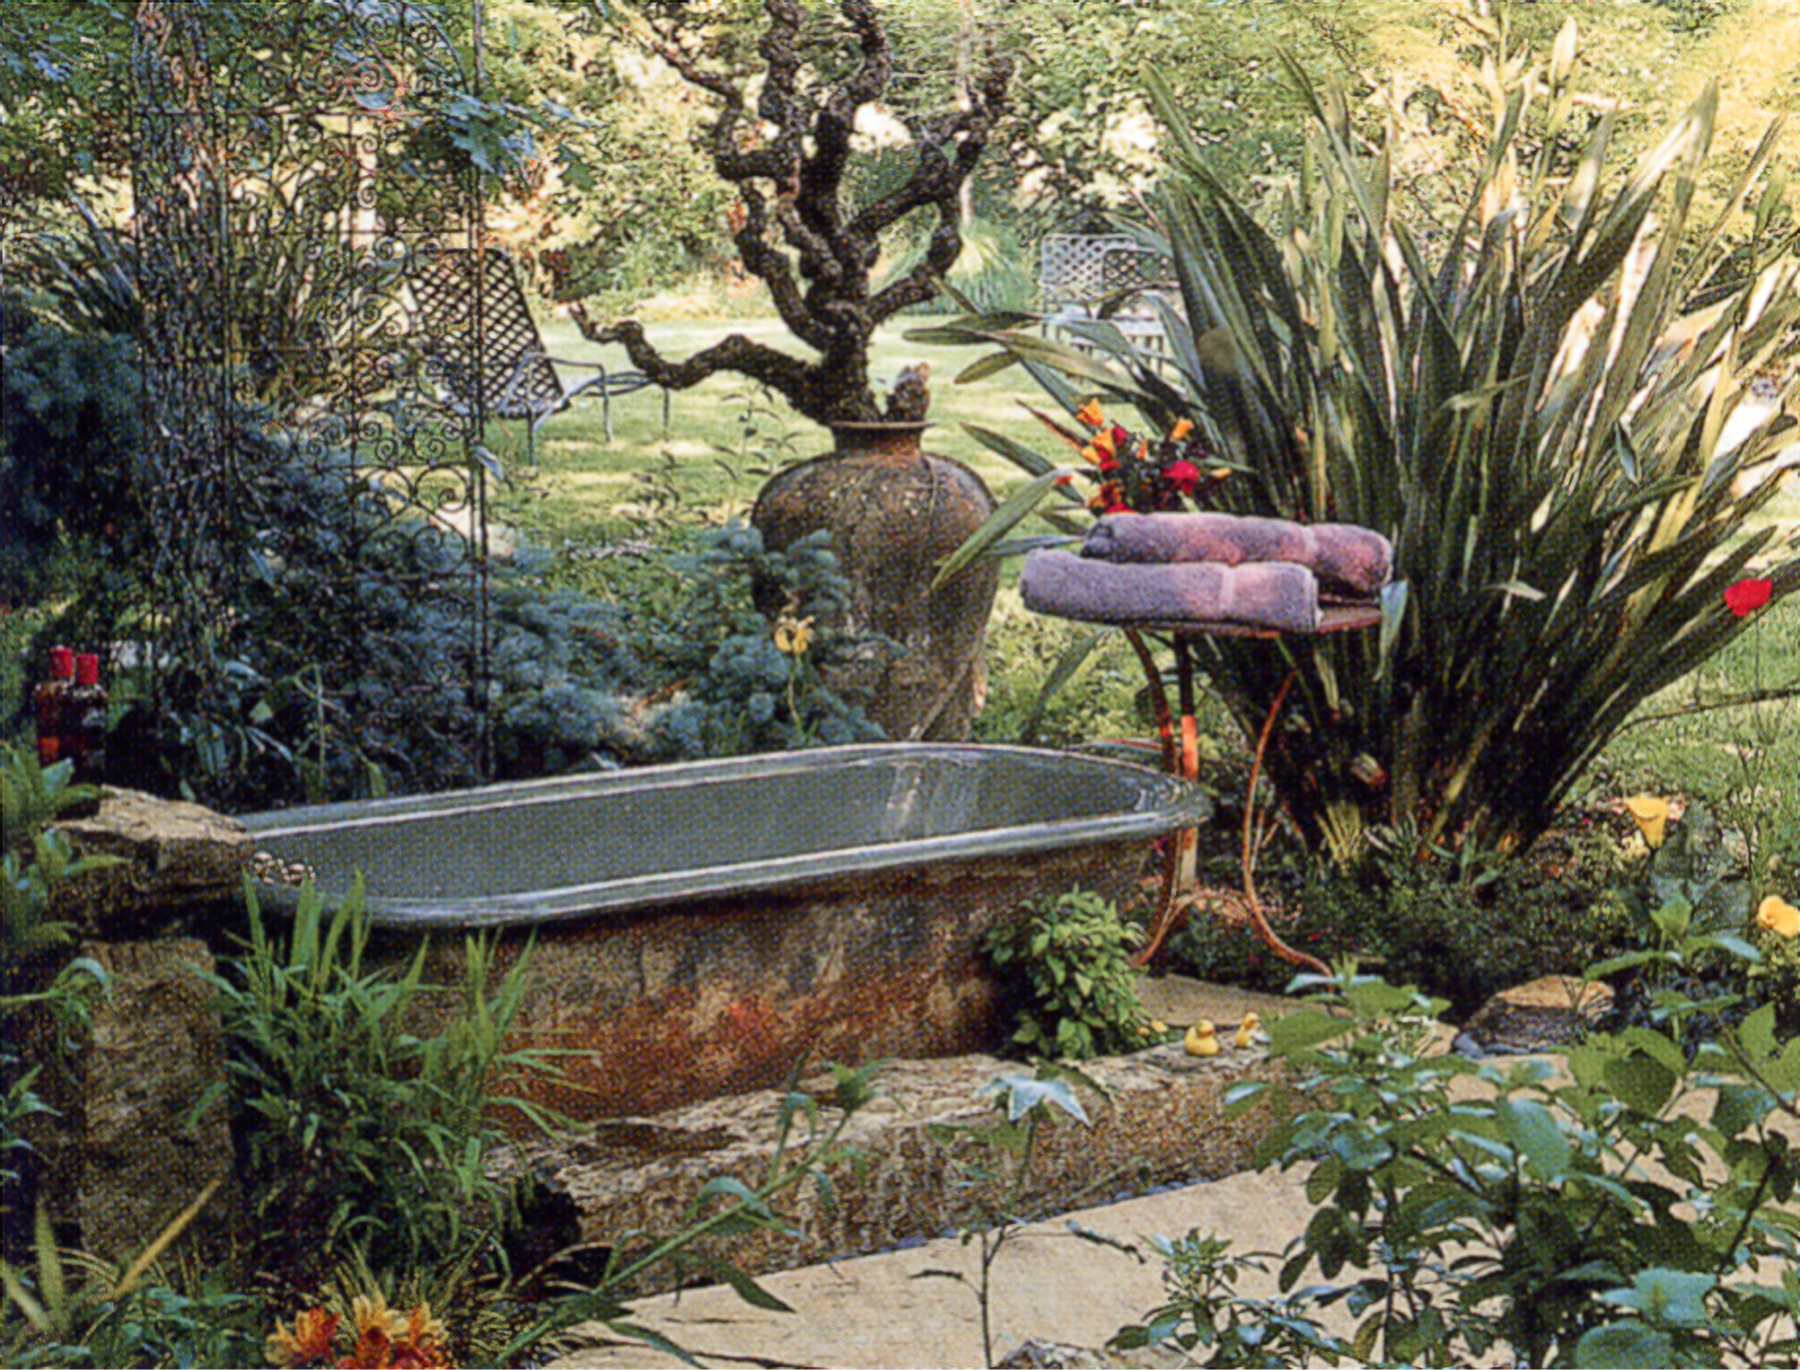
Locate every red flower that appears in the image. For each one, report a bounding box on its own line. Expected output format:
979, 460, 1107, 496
1052, 471, 1075, 488
1725, 577, 1774, 616
1097, 454, 1121, 474
1109, 424, 1131, 451
1163, 459, 1202, 496
1104, 501, 1133, 515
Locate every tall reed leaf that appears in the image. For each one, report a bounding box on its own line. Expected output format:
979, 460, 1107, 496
930, 24, 1800, 859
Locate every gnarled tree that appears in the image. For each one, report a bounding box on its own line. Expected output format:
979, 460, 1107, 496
573, 0, 1012, 425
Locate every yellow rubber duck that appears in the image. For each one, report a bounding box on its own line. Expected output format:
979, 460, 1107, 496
1234, 1012, 1262, 1050
1184, 1020, 1221, 1057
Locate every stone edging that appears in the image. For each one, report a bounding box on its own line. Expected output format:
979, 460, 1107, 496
498, 1045, 1289, 1295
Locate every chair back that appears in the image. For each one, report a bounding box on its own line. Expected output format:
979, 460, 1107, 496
409, 248, 563, 420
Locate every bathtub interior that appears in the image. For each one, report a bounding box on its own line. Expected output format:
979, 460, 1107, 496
241, 745, 1190, 911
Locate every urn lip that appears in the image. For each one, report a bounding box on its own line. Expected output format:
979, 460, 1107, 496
826, 420, 935, 433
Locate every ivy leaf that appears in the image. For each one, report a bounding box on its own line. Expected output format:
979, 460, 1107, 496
1604, 1055, 1677, 1116
1597, 1268, 1716, 1328
1498, 1098, 1570, 1179
981, 1073, 1092, 1125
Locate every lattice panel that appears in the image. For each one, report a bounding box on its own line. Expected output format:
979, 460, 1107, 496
1102, 246, 1176, 296
128, 0, 496, 805
1039, 232, 1142, 307
410, 247, 564, 420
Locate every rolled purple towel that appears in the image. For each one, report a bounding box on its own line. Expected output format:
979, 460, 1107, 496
1082, 513, 1392, 598
1020, 549, 1322, 633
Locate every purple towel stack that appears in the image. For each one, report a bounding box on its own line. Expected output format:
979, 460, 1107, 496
1082, 512, 1392, 599
1019, 513, 1391, 633
1020, 549, 1324, 633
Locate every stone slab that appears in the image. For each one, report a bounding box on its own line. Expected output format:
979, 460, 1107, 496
49, 787, 250, 939
21, 939, 238, 1265
499, 1032, 1290, 1298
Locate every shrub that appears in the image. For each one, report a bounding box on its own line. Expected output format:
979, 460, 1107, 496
926, 19, 1800, 863
0, 310, 148, 626
984, 887, 1150, 1059
1168, 818, 1633, 1017
1116, 952, 1800, 1367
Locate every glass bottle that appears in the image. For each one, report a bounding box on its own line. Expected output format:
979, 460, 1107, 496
34, 646, 75, 767
69, 652, 109, 782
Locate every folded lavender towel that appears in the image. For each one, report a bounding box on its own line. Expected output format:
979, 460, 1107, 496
1020, 549, 1323, 634
1083, 513, 1392, 598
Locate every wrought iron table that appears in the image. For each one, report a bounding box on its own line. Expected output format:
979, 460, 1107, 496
1084, 606, 1384, 976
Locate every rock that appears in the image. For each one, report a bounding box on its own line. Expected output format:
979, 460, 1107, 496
20, 939, 238, 1265
48, 788, 250, 938
496, 1047, 1288, 1297
1462, 975, 1612, 1054
996, 1340, 1114, 1369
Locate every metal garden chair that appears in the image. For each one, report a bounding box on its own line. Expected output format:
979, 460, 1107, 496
408, 248, 669, 462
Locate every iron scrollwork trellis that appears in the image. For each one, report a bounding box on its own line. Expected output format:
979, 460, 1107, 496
129, 0, 499, 807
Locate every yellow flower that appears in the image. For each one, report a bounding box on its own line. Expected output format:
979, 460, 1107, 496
772, 598, 815, 656
770, 612, 813, 655
267, 1308, 338, 1367
1168, 418, 1194, 442
1759, 896, 1800, 940
1080, 444, 1102, 465
1076, 398, 1105, 428
404, 1302, 448, 1346
1624, 794, 1671, 849
351, 1292, 408, 1342
1091, 427, 1117, 458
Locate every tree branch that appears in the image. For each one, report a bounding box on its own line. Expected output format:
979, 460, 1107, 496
586, 0, 1012, 425
569, 314, 845, 421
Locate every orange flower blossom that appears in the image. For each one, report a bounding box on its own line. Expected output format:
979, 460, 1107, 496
1760, 896, 1800, 941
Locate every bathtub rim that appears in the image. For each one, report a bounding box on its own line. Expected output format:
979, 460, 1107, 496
238, 742, 1208, 929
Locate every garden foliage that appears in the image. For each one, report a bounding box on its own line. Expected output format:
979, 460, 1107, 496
0, 312, 147, 615
3, 300, 880, 810
1117, 952, 1800, 1367
0, 746, 115, 1214
928, 20, 1800, 861
984, 887, 1150, 1059
203, 877, 568, 1278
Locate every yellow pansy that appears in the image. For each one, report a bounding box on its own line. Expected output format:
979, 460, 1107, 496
1091, 427, 1117, 457
1758, 896, 1800, 940
1624, 794, 1671, 849
1168, 418, 1194, 442
773, 613, 815, 657
1076, 398, 1105, 428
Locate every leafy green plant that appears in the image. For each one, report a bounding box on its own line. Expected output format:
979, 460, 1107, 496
1110, 1230, 1348, 1367
1137, 951, 1800, 1367
0, 746, 116, 1219
922, 1065, 1105, 1369
923, 18, 1800, 863
0, 309, 147, 616
984, 887, 1151, 1059
2, 1184, 265, 1369
205, 878, 568, 1280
